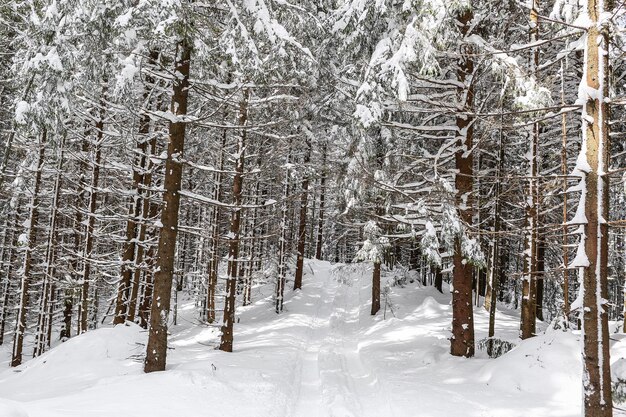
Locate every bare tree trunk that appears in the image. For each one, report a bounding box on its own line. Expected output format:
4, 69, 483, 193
114, 141, 146, 324
127, 136, 155, 324
45, 283, 55, 348
293, 140, 311, 290
520, 0, 540, 340
34, 133, 65, 357
144, 41, 191, 373
66, 138, 89, 339
206, 126, 228, 323
450, 6, 475, 358
219, 88, 248, 352
561, 60, 571, 324
61, 290, 72, 340
315, 143, 327, 260
115, 51, 159, 325
243, 180, 261, 306
485, 123, 504, 356
580, 0, 613, 414
371, 261, 381, 315
11, 128, 46, 367
433, 264, 443, 294
138, 251, 154, 329
177, 202, 192, 294
535, 231, 545, 322
276, 147, 291, 314
137, 134, 159, 329
0, 219, 10, 336
0, 205, 20, 345
79, 89, 107, 335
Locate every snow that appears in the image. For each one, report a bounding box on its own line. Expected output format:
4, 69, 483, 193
44, 47, 63, 72
0, 259, 622, 416
14, 101, 30, 125
117, 57, 139, 87
353, 103, 381, 128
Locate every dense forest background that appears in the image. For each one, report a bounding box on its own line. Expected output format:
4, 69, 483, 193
0, 0, 625, 415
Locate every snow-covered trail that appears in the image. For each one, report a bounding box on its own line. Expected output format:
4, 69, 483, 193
0, 259, 623, 417
290, 262, 392, 417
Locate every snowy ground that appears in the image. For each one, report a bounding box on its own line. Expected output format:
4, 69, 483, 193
0, 259, 624, 417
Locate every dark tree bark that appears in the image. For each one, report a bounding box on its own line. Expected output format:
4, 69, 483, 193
520, 0, 540, 341
450, 6, 475, 358
276, 140, 292, 314
561, 62, 571, 322
293, 140, 311, 290
580, 0, 613, 414
34, 134, 65, 357
206, 115, 228, 322
315, 143, 327, 260
243, 180, 261, 306
66, 138, 89, 338
535, 233, 545, 321
432, 264, 443, 294
485, 115, 504, 357
219, 88, 248, 352
127, 134, 156, 324
11, 128, 46, 367
79, 89, 107, 335
115, 50, 159, 325
371, 261, 381, 315
0, 205, 19, 345
60, 291, 73, 340
138, 137, 159, 329
144, 40, 191, 373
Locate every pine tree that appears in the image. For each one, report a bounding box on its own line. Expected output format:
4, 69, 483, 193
577, 0, 613, 413
144, 36, 192, 372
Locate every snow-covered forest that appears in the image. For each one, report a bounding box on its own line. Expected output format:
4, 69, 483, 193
0, 0, 625, 416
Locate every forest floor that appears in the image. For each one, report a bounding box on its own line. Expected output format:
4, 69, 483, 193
0, 259, 625, 416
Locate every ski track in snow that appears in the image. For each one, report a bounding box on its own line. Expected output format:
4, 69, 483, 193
0, 259, 623, 417
297, 263, 391, 417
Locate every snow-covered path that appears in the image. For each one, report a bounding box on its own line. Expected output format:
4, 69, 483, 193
0, 259, 623, 417
293, 262, 392, 417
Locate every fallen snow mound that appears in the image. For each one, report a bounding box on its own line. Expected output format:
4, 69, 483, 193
0, 323, 146, 401
0, 399, 29, 417
479, 330, 580, 396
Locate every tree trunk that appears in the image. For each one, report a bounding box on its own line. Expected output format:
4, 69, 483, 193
0, 205, 20, 345
79, 89, 106, 335
114, 143, 145, 324
219, 88, 248, 352
275, 146, 291, 314
520, 0, 540, 341
485, 117, 504, 357
535, 232, 545, 321
371, 260, 381, 315
243, 180, 261, 306
561, 60, 571, 324
115, 50, 158, 325
580, 0, 613, 414
450, 6, 475, 358
206, 121, 228, 323
138, 136, 159, 329
61, 290, 73, 340
34, 133, 65, 357
127, 138, 154, 324
433, 264, 443, 294
67, 138, 89, 338
144, 40, 191, 373
11, 128, 46, 367
315, 143, 327, 260
293, 141, 311, 290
